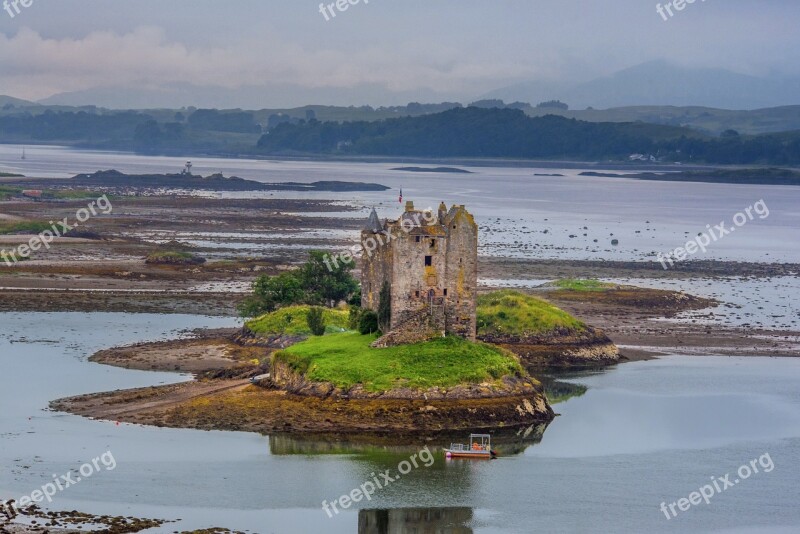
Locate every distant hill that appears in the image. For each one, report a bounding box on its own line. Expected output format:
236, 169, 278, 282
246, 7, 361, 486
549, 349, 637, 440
256, 107, 705, 160
521, 105, 800, 136
485, 61, 800, 111
255, 107, 800, 165
0, 95, 37, 108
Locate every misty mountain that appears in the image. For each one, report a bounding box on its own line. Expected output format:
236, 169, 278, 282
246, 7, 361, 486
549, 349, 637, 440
0, 95, 37, 108
484, 61, 800, 110
36, 82, 455, 110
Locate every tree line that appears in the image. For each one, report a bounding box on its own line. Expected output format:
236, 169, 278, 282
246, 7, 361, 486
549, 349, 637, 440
2, 106, 800, 164
256, 107, 800, 164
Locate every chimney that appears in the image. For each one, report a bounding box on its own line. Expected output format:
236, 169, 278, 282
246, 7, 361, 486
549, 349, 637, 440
405, 200, 415, 212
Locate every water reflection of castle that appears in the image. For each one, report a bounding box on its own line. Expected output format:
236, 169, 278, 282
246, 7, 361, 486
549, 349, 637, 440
359, 507, 473, 534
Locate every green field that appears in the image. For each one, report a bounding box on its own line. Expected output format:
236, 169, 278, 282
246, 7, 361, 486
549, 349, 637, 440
0, 185, 99, 201
477, 290, 586, 336
552, 279, 616, 292
246, 305, 350, 336
275, 332, 522, 392
50, 189, 102, 200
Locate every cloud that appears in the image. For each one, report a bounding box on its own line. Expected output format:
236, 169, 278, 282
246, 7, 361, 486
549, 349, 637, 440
0, 26, 534, 102
2, 0, 798, 105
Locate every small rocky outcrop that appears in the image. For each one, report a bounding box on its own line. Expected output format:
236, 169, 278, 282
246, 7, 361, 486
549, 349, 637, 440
479, 326, 619, 369
266, 359, 555, 429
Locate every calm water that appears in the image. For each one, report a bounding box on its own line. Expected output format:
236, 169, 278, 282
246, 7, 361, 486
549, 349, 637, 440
1, 144, 800, 263
2, 312, 800, 533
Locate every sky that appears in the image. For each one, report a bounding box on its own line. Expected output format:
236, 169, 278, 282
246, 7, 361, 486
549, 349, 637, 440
0, 0, 798, 107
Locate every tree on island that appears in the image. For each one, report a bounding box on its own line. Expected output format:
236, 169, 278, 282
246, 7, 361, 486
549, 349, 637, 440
238, 271, 305, 317
238, 251, 359, 317
300, 251, 359, 308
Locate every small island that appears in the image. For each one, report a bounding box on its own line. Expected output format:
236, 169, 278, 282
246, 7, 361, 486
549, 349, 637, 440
52, 202, 623, 438
3, 169, 390, 193
391, 166, 472, 174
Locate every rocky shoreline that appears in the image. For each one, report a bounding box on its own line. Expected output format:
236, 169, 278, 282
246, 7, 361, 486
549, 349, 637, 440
54, 328, 555, 435
479, 326, 620, 369
51, 380, 555, 436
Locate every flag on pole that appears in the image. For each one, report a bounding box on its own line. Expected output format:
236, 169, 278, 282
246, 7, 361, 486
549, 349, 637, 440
399, 188, 403, 203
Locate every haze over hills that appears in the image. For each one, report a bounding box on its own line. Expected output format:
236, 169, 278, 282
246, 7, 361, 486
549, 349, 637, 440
35, 82, 454, 111
483, 61, 800, 111
28, 61, 800, 113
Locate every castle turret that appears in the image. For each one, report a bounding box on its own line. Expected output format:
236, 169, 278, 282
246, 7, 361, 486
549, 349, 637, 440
438, 202, 447, 223
364, 207, 383, 234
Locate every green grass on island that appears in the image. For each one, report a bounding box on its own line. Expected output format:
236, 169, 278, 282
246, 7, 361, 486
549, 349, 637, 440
477, 290, 586, 336
552, 279, 616, 292
0, 185, 102, 201
246, 305, 350, 336
275, 333, 523, 392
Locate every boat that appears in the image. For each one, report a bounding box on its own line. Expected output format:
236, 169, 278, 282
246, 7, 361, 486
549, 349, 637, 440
444, 433, 497, 459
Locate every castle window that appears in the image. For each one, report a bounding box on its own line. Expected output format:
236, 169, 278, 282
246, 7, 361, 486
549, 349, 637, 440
443, 289, 448, 296
415, 236, 421, 243
415, 291, 420, 297
430, 239, 435, 248
425, 256, 432, 266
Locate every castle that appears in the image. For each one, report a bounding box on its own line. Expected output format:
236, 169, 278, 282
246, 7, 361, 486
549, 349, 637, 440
360, 201, 478, 341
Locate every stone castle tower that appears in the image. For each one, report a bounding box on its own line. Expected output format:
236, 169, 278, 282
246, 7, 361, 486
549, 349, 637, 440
360, 201, 478, 341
